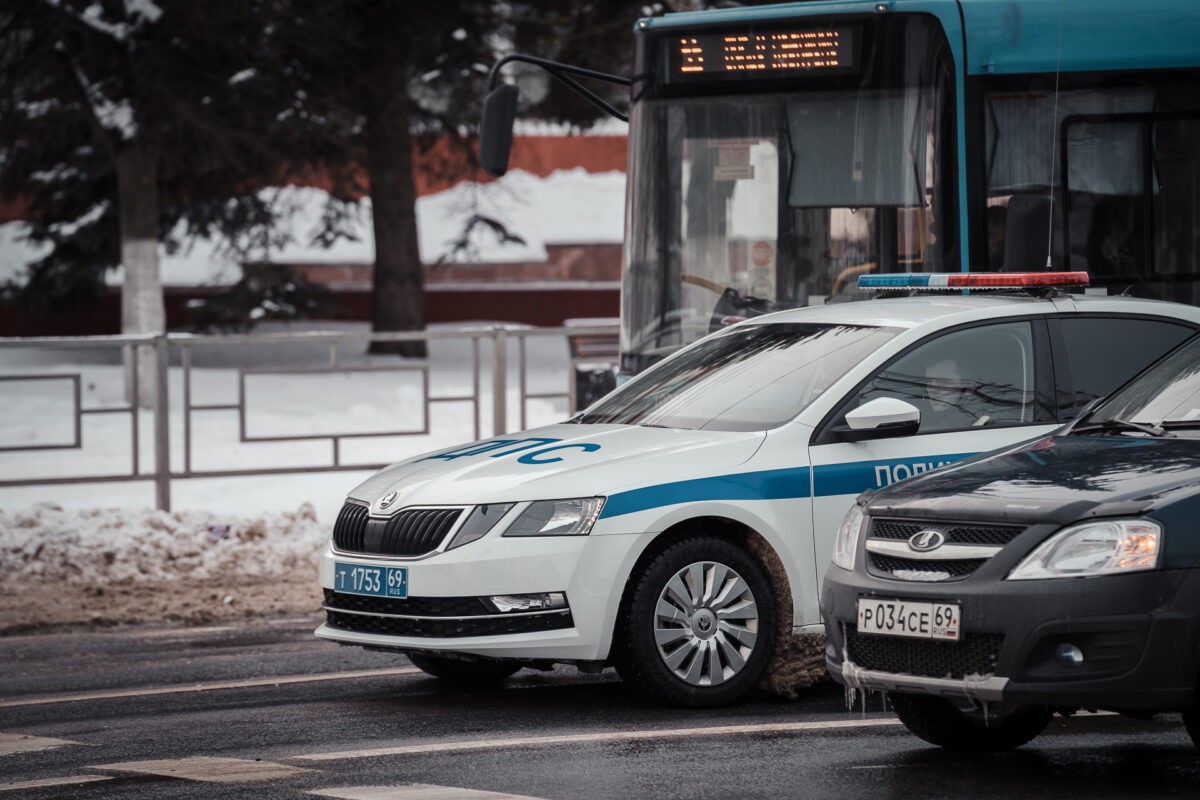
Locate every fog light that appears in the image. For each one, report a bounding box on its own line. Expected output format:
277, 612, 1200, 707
1055, 643, 1085, 669
489, 592, 567, 613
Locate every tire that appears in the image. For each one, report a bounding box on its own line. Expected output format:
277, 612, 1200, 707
1184, 708, 1200, 751
890, 693, 1050, 751
408, 653, 521, 683
614, 535, 776, 708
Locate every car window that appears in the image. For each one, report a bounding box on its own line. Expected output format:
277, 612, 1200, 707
1056, 317, 1195, 419
850, 322, 1037, 434
575, 322, 897, 431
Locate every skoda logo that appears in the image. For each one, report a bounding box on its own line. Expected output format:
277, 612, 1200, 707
908, 530, 946, 553
379, 491, 398, 510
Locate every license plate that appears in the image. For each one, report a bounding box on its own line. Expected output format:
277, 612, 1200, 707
857, 598, 960, 641
334, 562, 408, 598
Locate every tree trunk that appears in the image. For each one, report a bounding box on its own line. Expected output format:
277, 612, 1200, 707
115, 142, 165, 407
366, 33, 426, 358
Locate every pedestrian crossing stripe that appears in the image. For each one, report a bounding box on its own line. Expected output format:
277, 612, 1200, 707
92, 756, 314, 783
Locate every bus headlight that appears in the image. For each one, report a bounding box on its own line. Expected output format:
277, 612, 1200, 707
1007, 519, 1162, 580
503, 498, 605, 537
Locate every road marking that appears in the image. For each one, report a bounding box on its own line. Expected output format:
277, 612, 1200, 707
0, 667, 422, 708
0, 733, 79, 755
0, 775, 113, 792
128, 626, 239, 638
308, 785, 544, 800
296, 717, 903, 761
93, 756, 314, 783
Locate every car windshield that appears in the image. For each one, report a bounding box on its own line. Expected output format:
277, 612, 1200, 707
575, 322, 896, 431
1086, 334, 1200, 436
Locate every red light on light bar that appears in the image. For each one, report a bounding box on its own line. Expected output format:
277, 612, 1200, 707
948, 272, 1089, 288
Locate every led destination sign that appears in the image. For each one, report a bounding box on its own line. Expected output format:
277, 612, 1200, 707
670, 26, 858, 79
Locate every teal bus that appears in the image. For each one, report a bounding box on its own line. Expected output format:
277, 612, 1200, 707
483, 0, 1200, 374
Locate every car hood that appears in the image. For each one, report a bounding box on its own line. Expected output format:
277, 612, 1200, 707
867, 434, 1200, 525
347, 423, 766, 512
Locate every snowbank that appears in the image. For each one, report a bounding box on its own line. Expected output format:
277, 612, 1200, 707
0, 502, 326, 584
0, 168, 627, 286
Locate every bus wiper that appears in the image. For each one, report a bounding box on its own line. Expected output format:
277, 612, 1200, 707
1070, 418, 1172, 438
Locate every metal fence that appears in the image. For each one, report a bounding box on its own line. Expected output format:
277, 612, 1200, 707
0, 324, 619, 511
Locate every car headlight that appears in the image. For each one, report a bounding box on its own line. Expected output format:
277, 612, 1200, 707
445, 503, 515, 550
502, 497, 605, 537
832, 504, 866, 571
1006, 519, 1162, 580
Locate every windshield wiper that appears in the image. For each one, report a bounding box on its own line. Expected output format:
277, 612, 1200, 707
1158, 420, 1200, 431
1070, 418, 1173, 438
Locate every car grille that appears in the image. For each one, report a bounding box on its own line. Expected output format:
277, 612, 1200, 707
333, 501, 463, 557
323, 588, 574, 639
868, 554, 987, 580
845, 625, 1004, 679
866, 518, 1026, 582
324, 589, 493, 617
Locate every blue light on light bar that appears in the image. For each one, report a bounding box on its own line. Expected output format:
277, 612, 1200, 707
858, 272, 1090, 290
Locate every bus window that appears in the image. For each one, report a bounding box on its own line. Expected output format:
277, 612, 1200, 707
621, 14, 956, 374
980, 76, 1200, 302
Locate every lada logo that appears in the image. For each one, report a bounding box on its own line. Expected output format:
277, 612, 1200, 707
378, 491, 399, 510
908, 530, 946, 553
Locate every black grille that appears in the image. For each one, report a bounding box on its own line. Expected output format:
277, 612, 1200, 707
325, 608, 574, 638
846, 626, 1004, 679
324, 589, 491, 617
868, 554, 988, 580
333, 502, 370, 552
333, 502, 463, 557
870, 518, 1025, 547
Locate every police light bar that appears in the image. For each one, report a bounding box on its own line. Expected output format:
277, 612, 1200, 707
857, 272, 1089, 290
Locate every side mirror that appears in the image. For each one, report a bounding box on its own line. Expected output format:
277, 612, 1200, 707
480, 84, 519, 177
834, 397, 921, 442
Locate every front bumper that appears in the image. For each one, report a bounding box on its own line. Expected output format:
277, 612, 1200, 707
821, 564, 1200, 711
317, 531, 642, 662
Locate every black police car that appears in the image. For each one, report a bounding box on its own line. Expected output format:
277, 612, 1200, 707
821, 333, 1200, 751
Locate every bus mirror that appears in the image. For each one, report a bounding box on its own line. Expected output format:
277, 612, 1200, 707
480, 84, 519, 177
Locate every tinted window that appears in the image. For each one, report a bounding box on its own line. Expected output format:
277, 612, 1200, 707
1057, 317, 1194, 418
577, 323, 897, 431
851, 322, 1036, 434
1094, 334, 1200, 429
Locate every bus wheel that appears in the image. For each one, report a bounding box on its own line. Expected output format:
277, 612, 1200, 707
408, 653, 521, 683
890, 693, 1050, 751
615, 535, 775, 708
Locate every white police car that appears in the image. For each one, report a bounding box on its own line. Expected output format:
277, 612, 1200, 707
316, 273, 1200, 707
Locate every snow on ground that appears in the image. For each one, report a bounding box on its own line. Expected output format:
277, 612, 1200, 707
0, 163, 623, 626
0, 321, 579, 605
0, 168, 626, 287
1, 502, 324, 584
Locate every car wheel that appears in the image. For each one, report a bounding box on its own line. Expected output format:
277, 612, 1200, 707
890, 693, 1050, 751
615, 535, 775, 708
407, 653, 521, 683
1184, 708, 1200, 751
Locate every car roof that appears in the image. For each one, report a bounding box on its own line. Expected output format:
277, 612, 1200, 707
751, 293, 1200, 331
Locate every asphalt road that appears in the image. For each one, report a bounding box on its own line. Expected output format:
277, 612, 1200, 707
2, 617, 1198, 799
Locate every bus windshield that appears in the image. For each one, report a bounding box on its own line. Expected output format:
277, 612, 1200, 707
621, 14, 956, 374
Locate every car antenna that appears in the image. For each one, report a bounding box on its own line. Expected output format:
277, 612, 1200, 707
1045, 0, 1065, 270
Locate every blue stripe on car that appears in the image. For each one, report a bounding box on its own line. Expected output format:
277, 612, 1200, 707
599, 467, 812, 519
598, 454, 978, 519
812, 452, 977, 497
